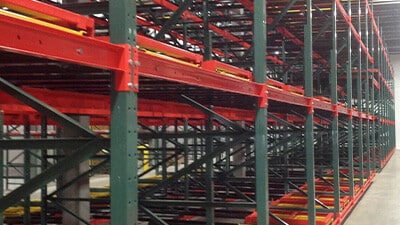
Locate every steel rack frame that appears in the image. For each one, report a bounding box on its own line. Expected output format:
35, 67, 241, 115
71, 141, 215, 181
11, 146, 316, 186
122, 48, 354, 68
0, 0, 396, 225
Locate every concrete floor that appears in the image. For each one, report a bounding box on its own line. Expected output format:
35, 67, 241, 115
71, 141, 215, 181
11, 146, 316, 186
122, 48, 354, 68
344, 150, 400, 225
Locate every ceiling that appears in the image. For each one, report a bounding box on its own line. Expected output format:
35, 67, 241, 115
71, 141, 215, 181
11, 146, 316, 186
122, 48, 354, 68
373, 0, 400, 54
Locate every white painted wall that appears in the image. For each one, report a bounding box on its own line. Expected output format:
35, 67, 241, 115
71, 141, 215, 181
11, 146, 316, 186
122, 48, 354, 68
389, 54, 400, 149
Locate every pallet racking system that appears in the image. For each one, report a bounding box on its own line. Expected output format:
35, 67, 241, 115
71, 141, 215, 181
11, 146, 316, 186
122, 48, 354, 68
0, 0, 396, 225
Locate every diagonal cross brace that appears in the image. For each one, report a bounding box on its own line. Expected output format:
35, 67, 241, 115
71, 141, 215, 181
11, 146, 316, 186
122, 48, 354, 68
269, 113, 301, 130
181, 95, 247, 132
47, 158, 110, 199
155, 0, 193, 40
140, 131, 252, 198
0, 138, 107, 211
268, 0, 298, 31
0, 138, 104, 149
139, 205, 170, 225
0, 77, 97, 137
269, 168, 330, 210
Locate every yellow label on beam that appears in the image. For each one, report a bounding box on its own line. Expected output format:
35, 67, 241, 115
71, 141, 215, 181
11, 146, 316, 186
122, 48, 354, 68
0, 9, 85, 36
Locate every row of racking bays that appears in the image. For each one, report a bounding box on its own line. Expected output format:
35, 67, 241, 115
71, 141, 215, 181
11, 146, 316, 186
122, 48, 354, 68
0, 0, 396, 225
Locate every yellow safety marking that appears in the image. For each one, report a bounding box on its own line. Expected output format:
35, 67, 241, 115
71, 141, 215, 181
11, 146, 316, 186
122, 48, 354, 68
4, 206, 41, 218
319, 197, 334, 201
217, 71, 249, 81
90, 192, 110, 199
140, 48, 200, 67
293, 215, 331, 221
276, 203, 304, 208
0, 3, 59, 22
138, 144, 150, 172
290, 195, 307, 199
0, 9, 85, 36
139, 183, 156, 188
271, 213, 291, 219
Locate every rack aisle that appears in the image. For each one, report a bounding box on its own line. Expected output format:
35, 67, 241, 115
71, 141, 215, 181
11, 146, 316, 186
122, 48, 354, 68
344, 150, 400, 225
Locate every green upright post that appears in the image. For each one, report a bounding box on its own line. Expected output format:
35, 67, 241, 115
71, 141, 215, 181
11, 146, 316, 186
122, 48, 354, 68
205, 117, 214, 225
392, 99, 395, 150
382, 65, 385, 158
380, 26, 385, 167
386, 64, 390, 155
383, 61, 388, 158
224, 44, 229, 63
23, 120, 31, 225
386, 75, 389, 156
330, 0, 340, 216
194, 127, 198, 161
382, 58, 389, 158
390, 64, 394, 150
253, 0, 268, 224
369, 0, 376, 171
226, 134, 231, 178
364, 2, 371, 178
284, 115, 289, 194
357, 0, 364, 186
346, 0, 354, 197
162, 126, 167, 181
154, 127, 160, 175
183, 120, 189, 202
203, 0, 212, 61
41, 116, 48, 225
0, 108, 3, 225
109, 0, 138, 225
174, 121, 179, 172
282, 38, 288, 84
376, 31, 382, 169
305, 1, 316, 224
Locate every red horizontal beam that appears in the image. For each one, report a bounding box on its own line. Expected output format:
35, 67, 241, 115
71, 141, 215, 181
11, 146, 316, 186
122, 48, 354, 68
365, 0, 394, 80
237, 0, 254, 12
267, 85, 376, 121
0, 0, 94, 36
202, 60, 252, 80
0, 6, 260, 109
372, 76, 380, 90
0, 87, 257, 125
0, 12, 126, 71
336, 0, 374, 64
137, 35, 203, 64
151, 0, 285, 65
342, 68, 393, 96
380, 118, 396, 126
0, 85, 381, 127
97, 34, 204, 64
239, 0, 326, 66
378, 72, 394, 98
267, 79, 304, 95
136, 17, 228, 57
138, 51, 263, 97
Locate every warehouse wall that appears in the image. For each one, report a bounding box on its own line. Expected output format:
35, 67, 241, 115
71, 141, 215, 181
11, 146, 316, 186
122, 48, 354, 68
390, 54, 400, 149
